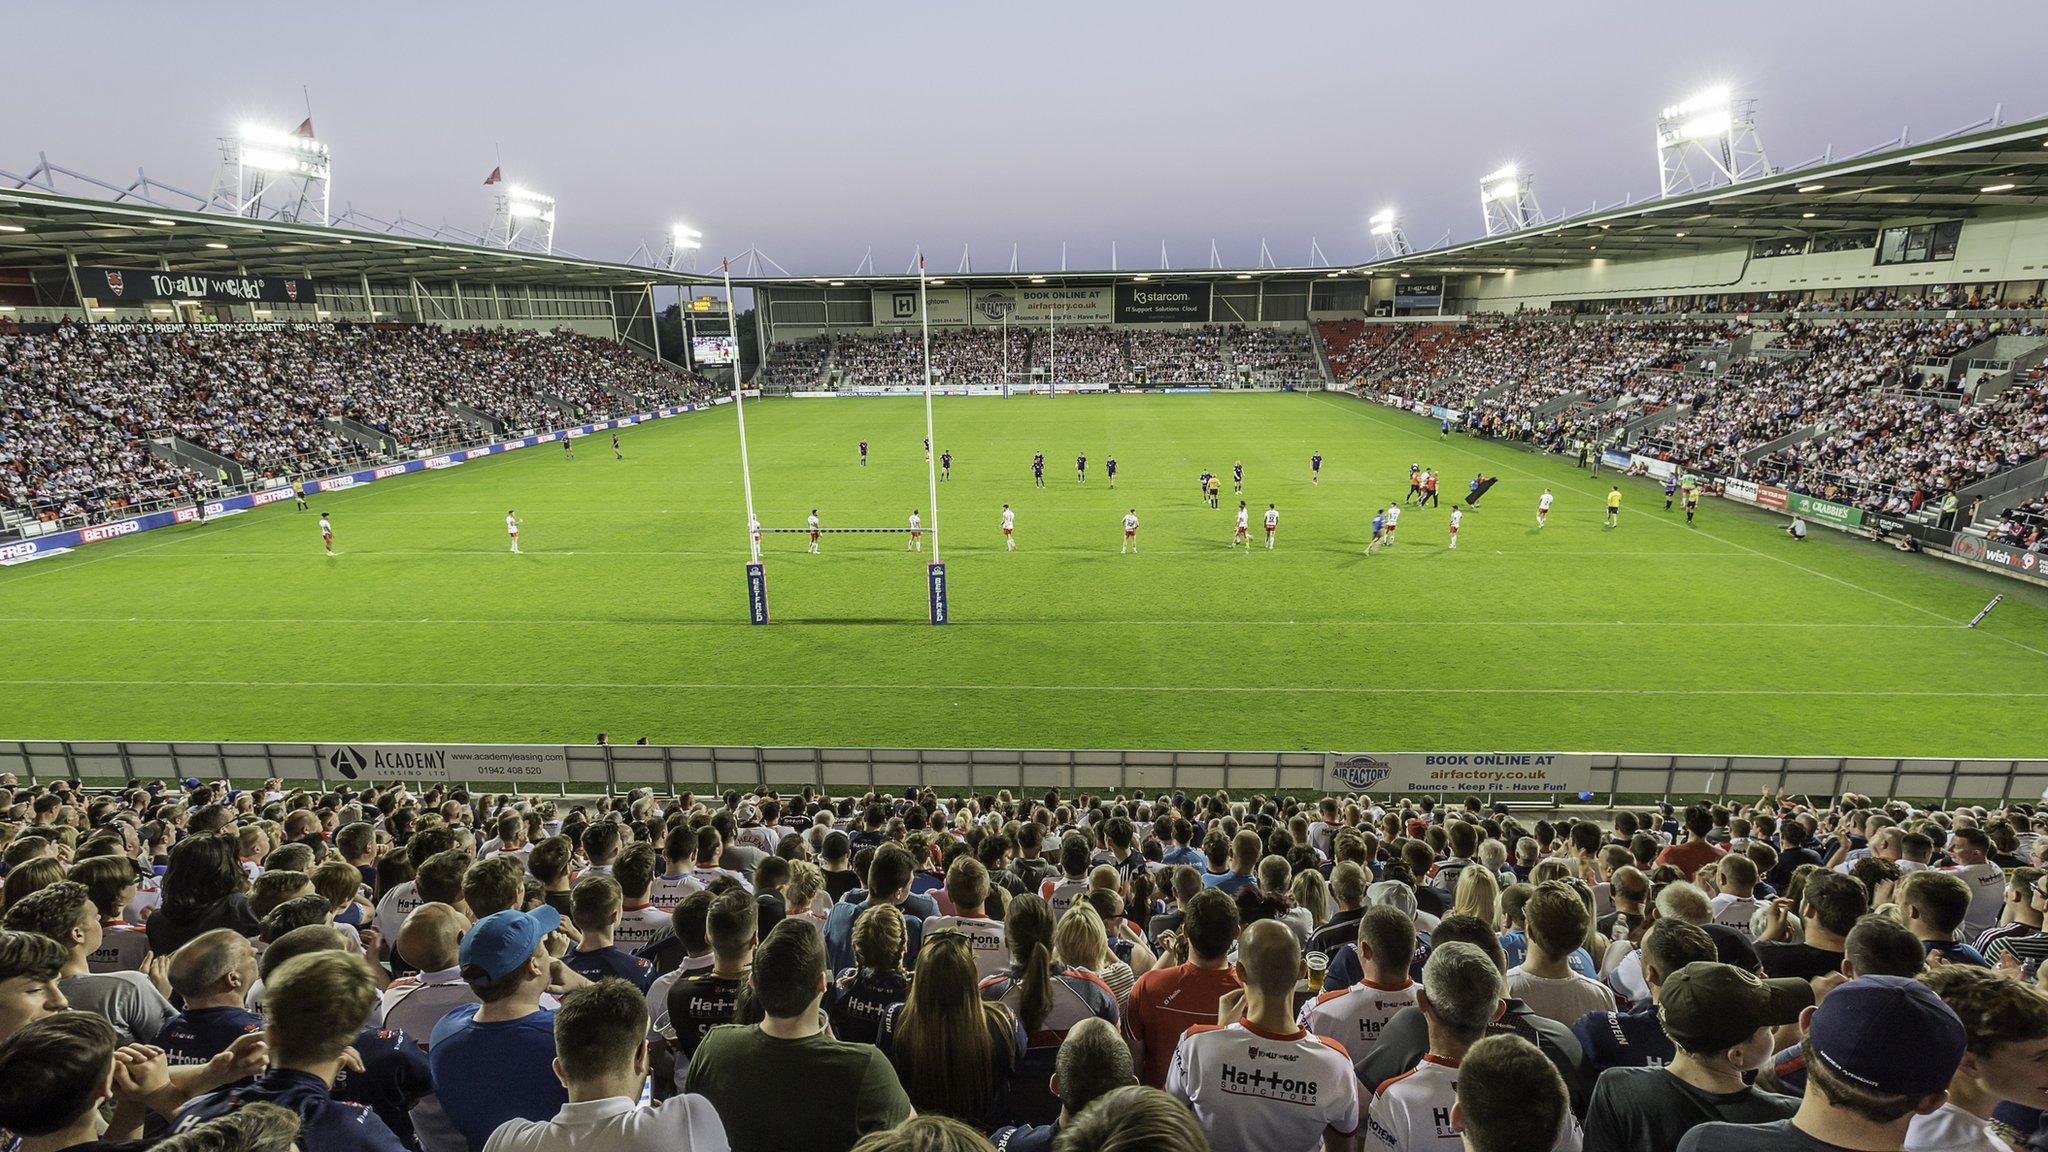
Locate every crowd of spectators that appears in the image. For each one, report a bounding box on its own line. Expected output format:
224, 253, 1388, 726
1315, 321, 1413, 382
1038, 326, 1123, 383
777, 325, 1322, 389
1226, 327, 1319, 382
6, 776, 2048, 1152
756, 336, 834, 389
0, 322, 709, 523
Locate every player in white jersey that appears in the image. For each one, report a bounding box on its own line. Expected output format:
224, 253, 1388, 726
1168, 922, 1359, 1152
1234, 502, 1250, 548
1537, 488, 1554, 528
1001, 505, 1016, 552
1264, 504, 1279, 549
1383, 503, 1401, 546
319, 513, 333, 555
907, 510, 923, 551
807, 511, 821, 554
1447, 506, 1462, 549
1121, 510, 1140, 553
505, 510, 521, 553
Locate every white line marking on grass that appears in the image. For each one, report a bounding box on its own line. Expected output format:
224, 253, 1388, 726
1316, 395, 2040, 651
4, 677, 2042, 699
0, 616, 1964, 630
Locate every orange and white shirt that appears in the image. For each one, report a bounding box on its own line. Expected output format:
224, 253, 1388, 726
925, 914, 1008, 981
1296, 977, 1416, 1063
1264, 508, 1279, 531
1166, 1019, 1360, 1152
1042, 875, 1090, 917
1366, 1053, 1582, 1152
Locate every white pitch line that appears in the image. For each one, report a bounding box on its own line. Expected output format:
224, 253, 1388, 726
1316, 395, 2042, 646
0, 616, 1963, 630
3, 677, 2042, 699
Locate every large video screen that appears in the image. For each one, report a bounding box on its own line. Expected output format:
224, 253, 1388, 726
692, 335, 738, 365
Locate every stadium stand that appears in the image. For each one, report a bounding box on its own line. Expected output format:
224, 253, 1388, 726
0, 323, 713, 523
0, 779, 2038, 1152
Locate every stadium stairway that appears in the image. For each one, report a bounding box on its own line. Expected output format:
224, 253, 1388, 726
325, 414, 401, 457
147, 436, 243, 489
444, 399, 506, 438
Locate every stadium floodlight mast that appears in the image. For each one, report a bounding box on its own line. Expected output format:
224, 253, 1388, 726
1656, 85, 1770, 197
662, 223, 702, 272
490, 183, 557, 254
1369, 208, 1411, 260
1479, 165, 1542, 236
210, 121, 331, 225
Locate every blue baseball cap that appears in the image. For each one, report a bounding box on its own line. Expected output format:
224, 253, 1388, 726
458, 906, 562, 983
1807, 975, 1966, 1096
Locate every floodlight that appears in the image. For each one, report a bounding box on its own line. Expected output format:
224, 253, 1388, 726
1981, 183, 2016, 193
1797, 183, 1825, 192
1478, 167, 1541, 235
508, 202, 544, 220
149, 218, 176, 227
1655, 86, 1768, 197
1368, 208, 1411, 258
204, 242, 228, 249
1369, 208, 1397, 236
213, 120, 332, 224
671, 223, 703, 247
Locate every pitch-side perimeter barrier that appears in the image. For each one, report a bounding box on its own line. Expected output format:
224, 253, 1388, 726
3, 741, 2044, 805
0, 394, 758, 568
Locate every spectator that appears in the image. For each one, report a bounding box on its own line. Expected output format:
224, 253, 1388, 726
1051, 1084, 1211, 1152
373, 903, 477, 1040
828, 903, 911, 1046
878, 929, 1026, 1126
158, 928, 263, 1068
148, 835, 260, 954
1297, 905, 1417, 1064
1572, 917, 1717, 1077
1168, 920, 1359, 1152
925, 857, 1008, 981
0, 929, 69, 1043
1909, 966, 2048, 1151
986, 1016, 1132, 1152
174, 950, 411, 1151
1941, 829, 2007, 941
429, 906, 590, 1150
480, 978, 727, 1152
1453, 1034, 1573, 1152
1124, 888, 1241, 1089
1676, 976, 1966, 1152
564, 876, 657, 991
1508, 881, 1616, 1026
1580, 962, 1810, 1152
1754, 872, 1866, 980
4, 880, 174, 1044
684, 919, 912, 1152
1898, 872, 1991, 966
669, 888, 759, 1068
825, 845, 927, 975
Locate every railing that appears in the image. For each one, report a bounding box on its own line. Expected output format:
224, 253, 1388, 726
3, 740, 2044, 805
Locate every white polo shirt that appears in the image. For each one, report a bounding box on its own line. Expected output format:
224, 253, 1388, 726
376, 967, 479, 1046
615, 906, 673, 954
1707, 893, 1762, 938
925, 914, 1009, 981
480, 1095, 729, 1152
1944, 863, 2008, 939
1366, 1054, 1582, 1152
1296, 978, 1417, 1062
1166, 1019, 1360, 1152
649, 873, 706, 912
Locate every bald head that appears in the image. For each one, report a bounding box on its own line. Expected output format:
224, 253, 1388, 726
1055, 1016, 1135, 1118
398, 902, 469, 971
169, 928, 257, 1000
1236, 918, 1299, 996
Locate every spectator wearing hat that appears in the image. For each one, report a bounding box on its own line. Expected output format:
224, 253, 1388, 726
1676, 975, 1968, 1152
428, 905, 591, 1151
1757, 913, 1926, 1098
1582, 962, 1811, 1151
1908, 966, 2048, 1151
1573, 917, 1717, 1078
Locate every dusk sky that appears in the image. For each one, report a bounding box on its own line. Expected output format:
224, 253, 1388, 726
12, 1, 2048, 275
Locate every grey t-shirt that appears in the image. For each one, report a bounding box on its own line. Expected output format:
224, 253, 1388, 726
1677, 1118, 1863, 1152
60, 970, 176, 1044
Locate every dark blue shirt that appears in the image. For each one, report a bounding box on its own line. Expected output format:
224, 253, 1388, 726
1571, 1005, 1673, 1075
827, 967, 910, 1045
158, 1005, 262, 1069
176, 1069, 408, 1152
991, 1123, 1058, 1152
563, 946, 657, 991
427, 1003, 566, 1151
1926, 939, 1991, 966
335, 1025, 433, 1145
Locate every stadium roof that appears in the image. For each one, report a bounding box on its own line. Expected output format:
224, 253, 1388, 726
1362, 113, 2048, 279
0, 184, 717, 289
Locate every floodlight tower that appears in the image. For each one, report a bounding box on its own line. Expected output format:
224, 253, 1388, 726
1479, 165, 1541, 236
1369, 208, 1412, 260
662, 223, 703, 272
490, 184, 557, 254
210, 123, 332, 225
1656, 86, 1769, 197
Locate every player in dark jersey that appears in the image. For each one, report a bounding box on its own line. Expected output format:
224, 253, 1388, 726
1199, 471, 1212, 502
1076, 453, 1087, 483
1311, 452, 1323, 485
1106, 456, 1118, 489
1664, 472, 1679, 510
1232, 460, 1243, 494
941, 450, 952, 481
612, 432, 623, 459
562, 436, 573, 460
860, 439, 869, 466
1032, 452, 1045, 487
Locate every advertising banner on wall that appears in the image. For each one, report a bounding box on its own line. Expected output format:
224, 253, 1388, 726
1786, 492, 1865, 528
970, 286, 1114, 326
1324, 752, 1594, 795
870, 288, 968, 326
318, 743, 567, 783
1114, 283, 1211, 323
1952, 535, 2044, 576
1394, 278, 1443, 312
77, 267, 318, 305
